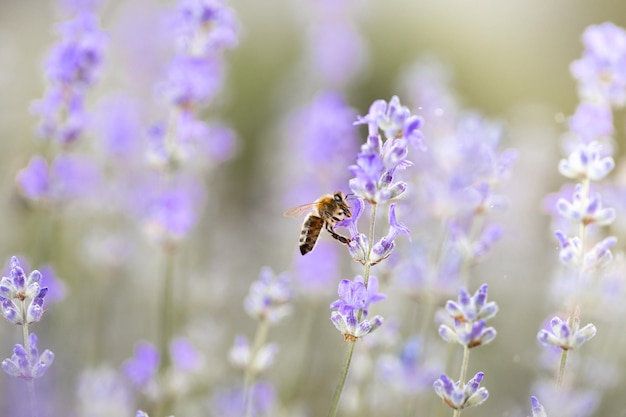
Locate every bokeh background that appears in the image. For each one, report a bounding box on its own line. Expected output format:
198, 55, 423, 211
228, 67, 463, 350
1, 0, 626, 416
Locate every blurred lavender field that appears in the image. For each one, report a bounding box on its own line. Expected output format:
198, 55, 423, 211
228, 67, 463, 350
1, 1, 626, 417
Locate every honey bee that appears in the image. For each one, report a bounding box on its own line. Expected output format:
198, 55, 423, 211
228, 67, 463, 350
284, 191, 352, 255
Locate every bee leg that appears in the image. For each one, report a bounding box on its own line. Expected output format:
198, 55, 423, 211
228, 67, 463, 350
325, 223, 351, 245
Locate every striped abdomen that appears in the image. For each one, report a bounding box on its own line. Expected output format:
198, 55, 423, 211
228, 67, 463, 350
299, 214, 324, 255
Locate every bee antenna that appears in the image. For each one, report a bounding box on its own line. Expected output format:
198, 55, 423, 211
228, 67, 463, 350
345, 193, 356, 200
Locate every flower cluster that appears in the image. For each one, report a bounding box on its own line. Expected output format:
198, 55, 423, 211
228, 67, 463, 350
0, 257, 54, 387
338, 199, 410, 265
537, 315, 597, 351
1, 333, 55, 381
433, 371, 488, 410
349, 96, 424, 205
570, 22, 626, 107
0, 257, 49, 326
438, 284, 498, 348
243, 267, 293, 323
330, 276, 385, 341
31, 8, 106, 144
434, 284, 497, 412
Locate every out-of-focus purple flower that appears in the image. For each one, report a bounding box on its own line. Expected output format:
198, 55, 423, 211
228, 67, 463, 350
570, 22, 626, 106
76, 366, 134, 416
96, 95, 142, 158
16, 156, 49, 201
0, 256, 48, 325
211, 381, 275, 417
529, 396, 548, 417
307, 21, 367, 87
555, 231, 617, 271
170, 337, 203, 372
537, 316, 597, 350
174, 0, 239, 55
122, 341, 160, 388
568, 101, 614, 143
227, 335, 278, 374
16, 154, 102, 203
433, 372, 488, 410
45, 12, 106, 89
376, 336, 439, 394
531, 379, 599, 417
558, 141, 615, 181
294, 241, 339, 294
557, 186, 615, 226
142, 185, 201, 243
37, 264, 66, 305
159, 56, 223, 108
286, 91, 359, 183
30, 11, 106, 144
2, 333, 54, 381
244, 267, 292, 323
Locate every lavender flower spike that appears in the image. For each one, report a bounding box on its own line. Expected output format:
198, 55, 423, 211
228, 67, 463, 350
244, 267, 293, 324
433, 372, 488, 410
445, 284, 498, 323
529, 396, 548, 417
2, 333, 54, 380
0, 256, 48, 325
537, 316, 596, 350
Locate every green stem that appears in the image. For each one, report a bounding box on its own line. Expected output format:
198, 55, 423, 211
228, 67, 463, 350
327, 202, 378, 417
159, 247, 176, 372
244, 318, 270, 417
557, 348, 568, 388
21, 301, 38, 417
327, 339, 357, 417
452, 345, 471, 417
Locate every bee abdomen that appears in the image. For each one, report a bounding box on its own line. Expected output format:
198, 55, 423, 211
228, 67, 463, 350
299, 214, 323, 255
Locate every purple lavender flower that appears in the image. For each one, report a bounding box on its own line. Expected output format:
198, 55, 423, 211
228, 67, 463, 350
433, 372, 488, 410
243, 267, 292, 323
174, 0, 239, 54
558, 142, 614, 181
31, 11, 106, 144
16, 154, 102, 204
336, 197, 369, 263
1, 333, 54, 381
376, 336, 439, 394
439, 319, 497, 348
568, 101, 614, 143
122, 341, 160, 388
444, 284, 498, 323
330, 310, 383, 341
556, 185, 615, 226
228, 335, 278, 374
329, 276, 385, 340
537, 316, 596, 350
142, 184, 202, 243
169, 337, 203, 372
370, 204, 411, 264
529, 396, 548, 417
349, 96, 424, 204
330, 275, 386, 318
211, 381, 275, 417
77, 366, 134, 416
159, 55, 223, 108
570, 22, 626, 106
0, 256, 48, 325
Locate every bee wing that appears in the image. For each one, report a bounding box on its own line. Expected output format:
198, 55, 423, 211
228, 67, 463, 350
284, 202, 319, 217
